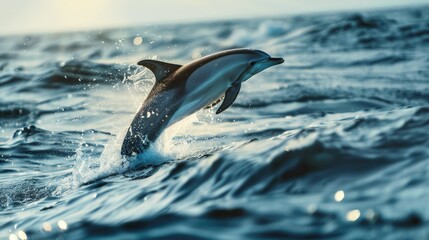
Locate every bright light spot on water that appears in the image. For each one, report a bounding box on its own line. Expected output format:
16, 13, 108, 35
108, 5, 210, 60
334, 190, 345, 202
133, 36, 143, 46
17, 231, 27, 240
346, 209, 361, 222
9, 234, 18, 240
42, 222, 52, 232
58, 220, 68, 230
307, 204, 317, 214
365, 209, 377, 222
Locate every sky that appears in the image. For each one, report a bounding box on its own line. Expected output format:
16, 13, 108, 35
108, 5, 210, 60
1, 0, 428, 35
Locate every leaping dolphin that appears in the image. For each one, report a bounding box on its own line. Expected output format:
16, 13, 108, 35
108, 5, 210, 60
121, 49, 284, 156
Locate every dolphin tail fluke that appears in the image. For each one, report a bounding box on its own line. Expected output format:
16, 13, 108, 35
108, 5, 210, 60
216, 83, 241, 114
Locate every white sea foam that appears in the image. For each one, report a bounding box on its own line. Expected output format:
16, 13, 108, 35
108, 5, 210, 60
222, 20, 288, 47
53, 112, 204, 195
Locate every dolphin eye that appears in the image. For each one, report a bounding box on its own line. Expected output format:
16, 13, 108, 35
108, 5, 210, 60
249, 61, 256, 66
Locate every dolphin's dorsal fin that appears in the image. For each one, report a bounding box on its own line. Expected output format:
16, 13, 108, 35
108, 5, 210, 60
138, 60, 182, 82
216, 83, 241, 114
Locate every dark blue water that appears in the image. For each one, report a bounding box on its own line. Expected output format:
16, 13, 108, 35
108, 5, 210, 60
1, 6, 429, 239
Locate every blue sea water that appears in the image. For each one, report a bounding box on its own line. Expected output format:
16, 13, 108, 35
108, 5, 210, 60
1, 5, 429, 239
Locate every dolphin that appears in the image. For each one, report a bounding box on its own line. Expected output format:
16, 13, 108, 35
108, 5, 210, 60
121, 49, 284, 156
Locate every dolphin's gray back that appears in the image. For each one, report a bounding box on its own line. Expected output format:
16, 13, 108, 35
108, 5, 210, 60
166, 49, 254, 88
167, 54, 250, 125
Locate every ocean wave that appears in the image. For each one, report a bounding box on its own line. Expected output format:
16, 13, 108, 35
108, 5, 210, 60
1, 5, 429, 239
220, 20, 289, 48
0, 178, 54, 209
166, 107, 429, 199
0, 74, 31, 87
43, 60, 132, 85
309, 13, 429, 50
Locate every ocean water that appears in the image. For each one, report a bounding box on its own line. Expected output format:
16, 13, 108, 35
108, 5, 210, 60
1, 5, 429, 239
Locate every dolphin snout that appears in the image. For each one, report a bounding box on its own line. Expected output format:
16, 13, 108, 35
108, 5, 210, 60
255, 57, 284, 68
268, 57, 284, 65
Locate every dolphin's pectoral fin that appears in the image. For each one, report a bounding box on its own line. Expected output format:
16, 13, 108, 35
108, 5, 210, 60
216, 83, 241, 114
137, 60, 182, 83
204, 95, 224, 109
